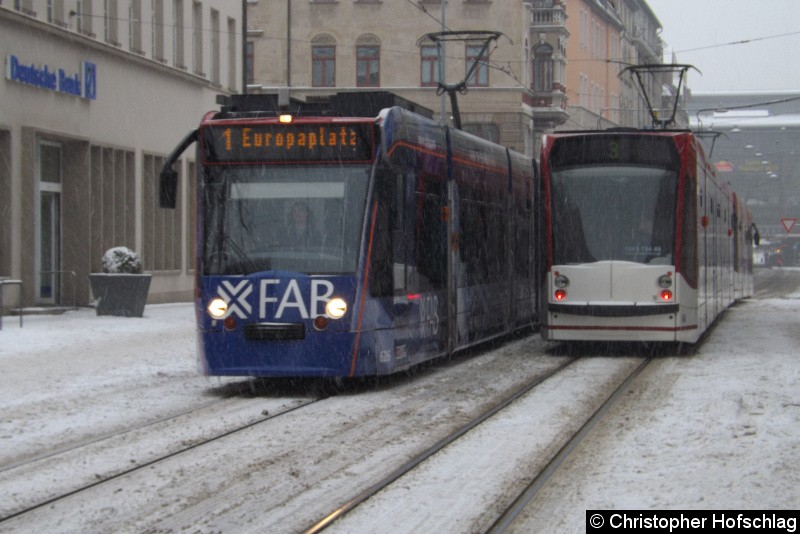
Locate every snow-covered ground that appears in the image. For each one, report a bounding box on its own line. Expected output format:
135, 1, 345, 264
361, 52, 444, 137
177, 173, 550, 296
332, 277, 800, 532
1, 270, 799, 532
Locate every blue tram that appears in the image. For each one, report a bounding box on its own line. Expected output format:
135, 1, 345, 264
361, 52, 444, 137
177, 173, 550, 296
161, 93, 539, 377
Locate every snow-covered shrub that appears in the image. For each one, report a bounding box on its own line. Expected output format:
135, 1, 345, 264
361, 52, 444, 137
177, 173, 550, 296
101, 247, 143, 274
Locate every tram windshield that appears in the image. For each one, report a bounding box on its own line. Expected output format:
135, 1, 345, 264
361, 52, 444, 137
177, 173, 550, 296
202, 164, 371, 275
550, 166, 677, 265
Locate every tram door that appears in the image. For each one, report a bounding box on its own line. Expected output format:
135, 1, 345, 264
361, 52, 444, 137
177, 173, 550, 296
36, 141, 62, 305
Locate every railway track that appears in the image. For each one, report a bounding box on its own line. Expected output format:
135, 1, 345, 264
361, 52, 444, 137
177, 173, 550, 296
487, 358, 651, 532
304, 357, 581, 534
314, 352, 651, 533
1, 336, 651, 533
0, 393, 319, 521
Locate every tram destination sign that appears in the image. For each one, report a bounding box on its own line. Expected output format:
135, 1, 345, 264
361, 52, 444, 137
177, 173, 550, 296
202, 123, 375, 163
549, 134, 679, 169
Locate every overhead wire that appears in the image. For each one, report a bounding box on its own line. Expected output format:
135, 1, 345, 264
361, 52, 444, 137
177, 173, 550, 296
664, 29, 800, 55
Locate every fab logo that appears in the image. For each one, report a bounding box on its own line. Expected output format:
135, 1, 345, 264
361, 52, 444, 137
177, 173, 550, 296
259, 279, 334, 320
216, 280, 253, 319
212, 278, 336, 320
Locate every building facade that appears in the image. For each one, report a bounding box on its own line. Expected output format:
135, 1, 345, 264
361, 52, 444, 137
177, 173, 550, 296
556, 0, 665, 130
247, 0, 537, 154
688, 91, 800, 243
1, 0, 241, 311
246, 0, 667, 157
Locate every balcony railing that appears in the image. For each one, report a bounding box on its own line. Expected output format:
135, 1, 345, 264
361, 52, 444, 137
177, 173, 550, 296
531, 7, 566, 27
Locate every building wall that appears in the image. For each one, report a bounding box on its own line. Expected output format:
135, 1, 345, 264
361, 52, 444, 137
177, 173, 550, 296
561, 0, 623, 128
247, 0, 534, 154
1, 2, 241, 310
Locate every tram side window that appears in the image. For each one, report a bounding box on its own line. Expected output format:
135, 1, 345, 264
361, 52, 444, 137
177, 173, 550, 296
514, 201, 532, 277
460, 200, 485, 283
486, 207, 506, 283
370, 167, 399, 298
680, 175, 698, 287
415, 179, 446, 291
732, 208, 740, 272
460, 200, 505, 284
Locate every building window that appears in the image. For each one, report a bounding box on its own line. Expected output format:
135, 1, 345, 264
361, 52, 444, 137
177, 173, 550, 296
129, 0, 142, 53
81, 0, 94, 35
210, 9, 220, 84
245, 41, 254, 84
143, 153, 182, 271
579, 9, 588, 50
533, 43, 553, 92
173, 0, 184, 68
46, 0, 64, 23
312, 45, 336, 87
90, 146, 136, 273
579, 73, 588, 108
152, 0, 164, 62
466, 45, 488, 87
228, 17, 237, 90
356, 45, 380, 87
192, 1, 204, 76
104, 0, 119, 45
75, 0, 84, 32
421, 45, 439, 87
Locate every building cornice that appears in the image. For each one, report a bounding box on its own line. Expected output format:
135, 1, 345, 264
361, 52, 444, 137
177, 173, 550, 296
1, 7, 227, 92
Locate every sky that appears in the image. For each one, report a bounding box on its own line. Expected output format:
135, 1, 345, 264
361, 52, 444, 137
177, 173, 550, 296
645, 0, 800, 92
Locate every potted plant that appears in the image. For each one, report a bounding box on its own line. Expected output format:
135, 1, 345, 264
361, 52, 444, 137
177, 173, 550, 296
88, 247, 152, 317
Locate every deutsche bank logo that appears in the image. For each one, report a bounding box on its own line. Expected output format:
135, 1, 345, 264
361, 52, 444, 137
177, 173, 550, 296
217, 280, 253, 319
82, 61, 97, 100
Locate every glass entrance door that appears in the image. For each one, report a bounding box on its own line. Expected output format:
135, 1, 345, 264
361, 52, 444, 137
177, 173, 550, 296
37, 141, 62, 304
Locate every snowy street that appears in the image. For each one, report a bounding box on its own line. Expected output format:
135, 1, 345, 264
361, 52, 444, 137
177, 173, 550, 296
0, 270, 799, 532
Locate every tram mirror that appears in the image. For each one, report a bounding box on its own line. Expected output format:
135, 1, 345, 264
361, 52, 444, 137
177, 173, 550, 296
160, 168, 178, 209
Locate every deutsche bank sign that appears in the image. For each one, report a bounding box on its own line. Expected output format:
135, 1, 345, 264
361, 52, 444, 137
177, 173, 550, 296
5, 55, 97, 100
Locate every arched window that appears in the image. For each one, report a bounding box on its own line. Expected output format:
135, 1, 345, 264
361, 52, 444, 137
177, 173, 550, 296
533, 43, 553, 92
312, 34, 336, 87
420, 44, 439, 87
466, 45, 488, 87
356, 34, 381, 87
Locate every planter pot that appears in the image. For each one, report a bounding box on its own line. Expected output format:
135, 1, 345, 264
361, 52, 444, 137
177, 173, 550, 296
89, 273, 152, 317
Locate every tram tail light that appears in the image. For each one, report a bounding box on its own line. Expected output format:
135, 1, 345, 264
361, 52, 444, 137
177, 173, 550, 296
554, 289, 567, 301
660, 290, 673, 302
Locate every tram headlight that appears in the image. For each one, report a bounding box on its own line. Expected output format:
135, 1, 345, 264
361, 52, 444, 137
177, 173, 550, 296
326, 298, 347, 319
207, 297, 228, 319
554, 274, 570, 288
657, 274, 673, 288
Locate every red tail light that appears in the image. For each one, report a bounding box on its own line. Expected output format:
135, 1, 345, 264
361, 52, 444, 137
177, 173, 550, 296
660, 290, 673, 301
554, 289, 567, 301
224, 316, 237, 330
